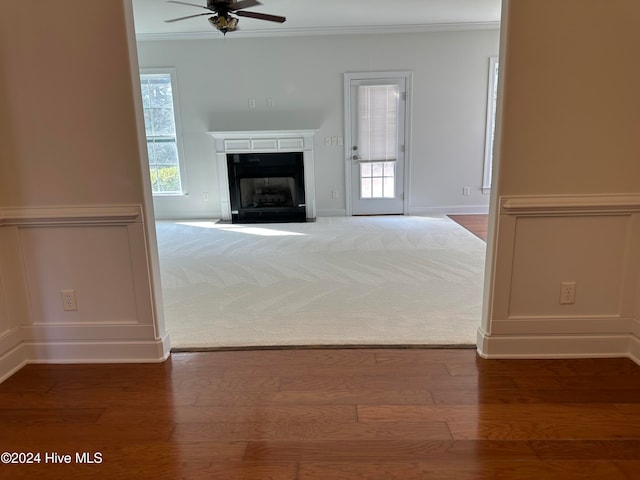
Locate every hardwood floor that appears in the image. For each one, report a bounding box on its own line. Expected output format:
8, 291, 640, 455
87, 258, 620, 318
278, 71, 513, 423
1, 349, 639, 479
448, 214, 489, 241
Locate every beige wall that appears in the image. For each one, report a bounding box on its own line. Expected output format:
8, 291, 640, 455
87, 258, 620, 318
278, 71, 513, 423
481, 0, 640, 362
0, 0, 167, 379
497, 0, 640, 196
0, 0, 144, 207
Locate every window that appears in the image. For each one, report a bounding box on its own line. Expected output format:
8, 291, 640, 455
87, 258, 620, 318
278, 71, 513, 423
483, 57, 499, 193
140, 70, 184, 194
360, 162, 396, 199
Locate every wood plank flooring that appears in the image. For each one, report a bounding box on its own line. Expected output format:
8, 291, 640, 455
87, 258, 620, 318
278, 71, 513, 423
448, 214, 489, 241
1, 349, 639, 479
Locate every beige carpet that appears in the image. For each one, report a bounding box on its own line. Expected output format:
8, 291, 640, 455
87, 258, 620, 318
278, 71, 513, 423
157, 215, 486, 348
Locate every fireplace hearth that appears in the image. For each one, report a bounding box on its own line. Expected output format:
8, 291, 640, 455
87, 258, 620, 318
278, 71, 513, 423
227, 152, 306, 223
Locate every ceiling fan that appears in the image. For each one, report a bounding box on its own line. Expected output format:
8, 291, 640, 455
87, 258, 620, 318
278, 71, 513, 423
165, 0, 286, 35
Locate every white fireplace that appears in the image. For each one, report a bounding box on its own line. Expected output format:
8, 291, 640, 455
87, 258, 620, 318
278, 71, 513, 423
208, 130, 317, 222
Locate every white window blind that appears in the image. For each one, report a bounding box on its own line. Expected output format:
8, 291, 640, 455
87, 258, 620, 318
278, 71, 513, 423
357, 85, 399, 162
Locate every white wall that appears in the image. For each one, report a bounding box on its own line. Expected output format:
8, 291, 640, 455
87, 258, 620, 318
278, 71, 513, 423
136, 29, 500, 219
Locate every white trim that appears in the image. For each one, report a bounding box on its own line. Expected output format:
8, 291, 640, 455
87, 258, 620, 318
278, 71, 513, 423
24, 334, 170, 364
0, 203, 170, 381
135, 22, 501, 42
124, 0, 168, 344
477, 330, 632, 359
22, 324, 157, 340
316, 209, 347, 217
0, 205, 142, 226
482, 57, 499, 192
408, 205, 490, 215
208, 130, 318, 221
0, 327, 22, 356
501, 194, 640, 215
491, 317, 636, 335
480, 192, 640, 363
344, 71, 413, 216
0, 344, 27, 384
629, 335, 640, 366
631, 317, 640, 338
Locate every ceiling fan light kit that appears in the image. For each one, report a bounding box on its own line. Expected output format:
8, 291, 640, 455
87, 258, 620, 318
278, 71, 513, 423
209, 14, 239, 34
165, 0, 286, 35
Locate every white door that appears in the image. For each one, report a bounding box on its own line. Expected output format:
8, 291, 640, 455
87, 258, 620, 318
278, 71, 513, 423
346, 74, 409, 215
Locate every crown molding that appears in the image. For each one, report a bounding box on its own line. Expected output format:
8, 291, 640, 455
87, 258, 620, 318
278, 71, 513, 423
135, 21, 500, 42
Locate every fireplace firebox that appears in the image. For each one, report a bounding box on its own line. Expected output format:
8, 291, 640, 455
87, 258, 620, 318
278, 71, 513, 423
227, 152, 306, 223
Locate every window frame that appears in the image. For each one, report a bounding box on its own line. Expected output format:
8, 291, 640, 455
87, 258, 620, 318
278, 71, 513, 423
140, 68, 187, 196
482, 57, 499, 194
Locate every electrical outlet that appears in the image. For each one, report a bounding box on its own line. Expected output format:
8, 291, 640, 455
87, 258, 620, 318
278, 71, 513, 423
331, 190, 339, 199
203, 192, 209, 201
248, 98, 256, 108
463, 187, 471, 196
559, 282, 576, 304
61, 289, 77, 311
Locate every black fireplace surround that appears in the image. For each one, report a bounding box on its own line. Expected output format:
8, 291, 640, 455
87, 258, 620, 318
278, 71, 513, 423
227, 152, 306, 223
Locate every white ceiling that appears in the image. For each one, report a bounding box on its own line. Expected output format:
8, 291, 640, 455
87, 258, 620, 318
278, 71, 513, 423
132, 0, 501, 40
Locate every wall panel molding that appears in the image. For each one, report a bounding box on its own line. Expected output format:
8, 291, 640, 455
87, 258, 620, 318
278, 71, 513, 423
0, 204, 168, 381
480, 194, 640, 362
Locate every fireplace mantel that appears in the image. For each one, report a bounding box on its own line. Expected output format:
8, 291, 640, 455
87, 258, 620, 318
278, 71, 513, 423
207, 130, 317, 221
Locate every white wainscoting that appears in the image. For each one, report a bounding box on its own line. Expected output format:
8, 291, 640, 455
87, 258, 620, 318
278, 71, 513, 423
0, 205, 169, 379
479, 194, 640, 365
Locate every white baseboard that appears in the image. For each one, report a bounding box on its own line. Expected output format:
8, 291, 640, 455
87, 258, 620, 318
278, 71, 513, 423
629, 335, 640, 366
24, 332, 170, 364
490, 317, 636, 336
0, 344, 28, 384
154, 210, 223, 221
477, 328, 631, 359
629, 319, 640, 366
409, 205, 490, 215
316, 209, 347, 217
0, 328, 25, 383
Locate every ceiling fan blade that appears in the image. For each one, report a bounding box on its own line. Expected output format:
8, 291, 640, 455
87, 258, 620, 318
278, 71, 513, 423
165, 12, 212, 23
235, 10, 286, 23
167, 1, 212, 11
229, 0, 262, 11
